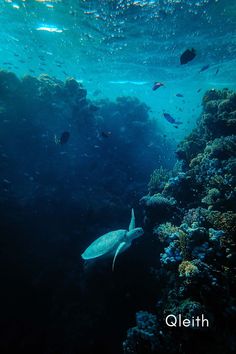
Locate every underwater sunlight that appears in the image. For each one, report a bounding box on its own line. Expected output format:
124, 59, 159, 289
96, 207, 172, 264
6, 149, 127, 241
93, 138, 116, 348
0, 1, 236, 354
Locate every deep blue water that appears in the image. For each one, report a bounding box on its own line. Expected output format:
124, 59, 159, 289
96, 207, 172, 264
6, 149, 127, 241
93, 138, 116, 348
0, 1, 236, 354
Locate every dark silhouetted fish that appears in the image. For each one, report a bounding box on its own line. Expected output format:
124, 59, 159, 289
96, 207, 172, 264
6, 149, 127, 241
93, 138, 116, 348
215, 67, 220, 75
60, 131, 70, 144
197, 88, 202, 93
163, 113, 182, 125
176, 93, 184, 97
101, 131, 112, 138
152, 82, 164, 91
163, 113, 175, 124
180, 48, 196, 65
199, 64, 210, 72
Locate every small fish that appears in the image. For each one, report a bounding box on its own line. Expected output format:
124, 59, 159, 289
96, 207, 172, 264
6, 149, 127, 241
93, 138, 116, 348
55, 131, 70, 145
163, 113, 175, 124
180, 48, 196, 65
60, 131, 70, 144
176, 93, 184, 97
215, 67, 220, 75
199, 64, 210, 72
197, 88, 202, 93
152, 82, 164, 91
163, 113, 182, 126
101, 131, 112, 138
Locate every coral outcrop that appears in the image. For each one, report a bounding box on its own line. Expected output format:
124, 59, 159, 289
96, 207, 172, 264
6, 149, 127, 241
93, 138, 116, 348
124, 89, 236, 354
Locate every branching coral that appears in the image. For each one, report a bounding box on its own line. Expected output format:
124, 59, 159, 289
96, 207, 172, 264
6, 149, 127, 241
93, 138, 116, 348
148, 167, 171, 195
123, 311, 160, 354
178, 260, 199, 278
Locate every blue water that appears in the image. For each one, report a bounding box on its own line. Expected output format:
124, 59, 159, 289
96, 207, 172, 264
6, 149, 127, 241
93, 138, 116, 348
1, 0, 236, 140
0, 1, 236, 354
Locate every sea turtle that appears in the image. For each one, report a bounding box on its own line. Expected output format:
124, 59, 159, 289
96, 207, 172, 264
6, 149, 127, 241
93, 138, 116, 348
81, 209, 144, 271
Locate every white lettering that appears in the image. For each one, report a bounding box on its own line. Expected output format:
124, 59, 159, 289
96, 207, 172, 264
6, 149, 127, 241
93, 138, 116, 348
165, 314, 210, 328
183, 318, 191, 327
165, 314, 177, 327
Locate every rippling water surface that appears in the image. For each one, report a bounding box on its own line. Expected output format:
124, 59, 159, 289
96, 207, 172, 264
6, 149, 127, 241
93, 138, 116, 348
1, 0, 236, 134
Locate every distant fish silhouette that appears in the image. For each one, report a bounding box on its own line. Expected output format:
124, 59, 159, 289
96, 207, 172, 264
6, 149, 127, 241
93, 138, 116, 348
180, 48, 196, 65
101, 131, 112, 138
60, 131, 70, 144
55, 131, 70, 145
176, 93, 184, 97
163, 113, 175, 124
199, 64, 210, 72
152, 82, 164, 91
163, 113, 182, 125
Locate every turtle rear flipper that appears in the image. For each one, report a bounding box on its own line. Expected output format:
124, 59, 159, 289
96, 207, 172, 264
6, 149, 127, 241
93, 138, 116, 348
112, 241, 128, 271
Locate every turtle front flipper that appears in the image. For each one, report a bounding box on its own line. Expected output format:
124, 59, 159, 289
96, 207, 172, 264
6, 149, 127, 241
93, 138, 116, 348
128, 208, 135, 231
112, 241, 127, 271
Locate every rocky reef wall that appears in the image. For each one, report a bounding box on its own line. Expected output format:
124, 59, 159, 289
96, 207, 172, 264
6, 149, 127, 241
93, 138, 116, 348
124, 89, 236, 354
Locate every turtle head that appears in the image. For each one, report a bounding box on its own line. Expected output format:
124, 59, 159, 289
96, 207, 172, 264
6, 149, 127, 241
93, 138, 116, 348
127, 227, 144, 242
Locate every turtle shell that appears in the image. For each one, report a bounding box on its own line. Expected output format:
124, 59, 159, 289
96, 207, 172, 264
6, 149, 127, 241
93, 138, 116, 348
81, 229, 126, 260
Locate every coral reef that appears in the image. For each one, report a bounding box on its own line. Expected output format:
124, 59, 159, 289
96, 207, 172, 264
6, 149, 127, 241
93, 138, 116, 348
125, 88, 236, 354
0, 70, 172, 212
148, 167, 172, 195
123, 311, 160, 354
140, 193, 177, 226
176, 89, 236, 165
